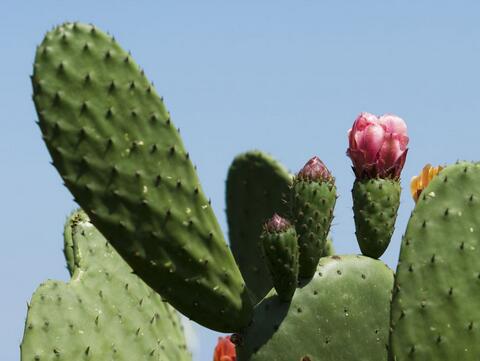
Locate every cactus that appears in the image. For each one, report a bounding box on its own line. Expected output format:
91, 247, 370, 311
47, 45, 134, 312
260, 214, 299, 301
389, 162, 480, 359
21, 210, 190, 361
226, 151, 292, 302
237, 255, 394, 361
28, 22, 480, 361
32, 22, 252, 332
292, 157, 337, 279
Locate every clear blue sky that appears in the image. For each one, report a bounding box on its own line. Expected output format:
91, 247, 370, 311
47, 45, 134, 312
2, 1, 480, 360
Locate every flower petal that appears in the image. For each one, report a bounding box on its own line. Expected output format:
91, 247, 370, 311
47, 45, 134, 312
379, 114, 407, 135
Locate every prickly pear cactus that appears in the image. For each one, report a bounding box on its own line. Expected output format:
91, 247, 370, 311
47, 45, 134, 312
390, 162, 480, 360
32, 22, 252, 332
21, 210, 191, 361
238, 255, 394, 361
226, 151, 292, 302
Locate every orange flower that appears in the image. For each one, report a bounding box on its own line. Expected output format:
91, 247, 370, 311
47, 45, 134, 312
213, 336, 236, 361
410, 164, 444, 202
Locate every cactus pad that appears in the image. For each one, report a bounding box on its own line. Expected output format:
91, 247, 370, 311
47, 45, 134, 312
32, 22, 252, 331
352, 178, 400, 258
21, 210, 191, 361
390, 162, 480, 359
226, 151, 292, 301
238, 255, 394, 361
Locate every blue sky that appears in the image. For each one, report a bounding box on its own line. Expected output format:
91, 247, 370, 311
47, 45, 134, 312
2, 1, 480, 360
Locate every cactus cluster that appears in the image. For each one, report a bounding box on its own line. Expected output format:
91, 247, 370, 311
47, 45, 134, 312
22, 22, 480, 361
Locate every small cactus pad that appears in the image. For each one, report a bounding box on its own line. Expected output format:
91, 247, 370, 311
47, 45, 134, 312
352, 178, 400, 258
237, 255, 394, 361
21, 210, 191, 361
227, 151, 292, 301
292, 159, 336, 279
32, 23, 252, 331
261, 215, 299, 301
390, 162, 480, 359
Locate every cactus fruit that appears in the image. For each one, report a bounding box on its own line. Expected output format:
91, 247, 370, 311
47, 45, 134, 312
226, 151, 292, 302
291, 156, 336, 279
347, 113, 409, 258
237, 255, 394, 361
260, 214, 299, 302
32, 22, 252, 332
21, 210, 191, 361
390, 162, 480, 360
352, 178, 401, 258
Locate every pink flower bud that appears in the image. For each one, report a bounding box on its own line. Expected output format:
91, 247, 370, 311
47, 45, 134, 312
265, 214, 291, 233
296, 156, 333, 182
213, 336, 236, 361
347, 112, 409, 179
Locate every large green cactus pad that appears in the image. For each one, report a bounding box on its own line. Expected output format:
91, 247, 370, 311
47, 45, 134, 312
32, 22, 252, 331
21, 210, 191, 361
390, 162, 480, 360
238, 255, 394, 361
226, 151, 292, 302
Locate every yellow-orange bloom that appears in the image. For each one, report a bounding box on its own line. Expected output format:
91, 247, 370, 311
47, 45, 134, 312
410, 164, 444, 202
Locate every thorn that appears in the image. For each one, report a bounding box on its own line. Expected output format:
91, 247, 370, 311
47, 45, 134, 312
85, 346, 90, 355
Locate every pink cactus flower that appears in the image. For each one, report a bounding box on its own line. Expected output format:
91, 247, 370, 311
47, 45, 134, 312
297, 156, 333, 182
347, 112, 409, 179
213, 336, 236, 361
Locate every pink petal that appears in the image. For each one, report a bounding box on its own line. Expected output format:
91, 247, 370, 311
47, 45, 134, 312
355, 123, 385, 163
379, 114, 407, 135
352, 112, 379, 132
378, 134, 402, 171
